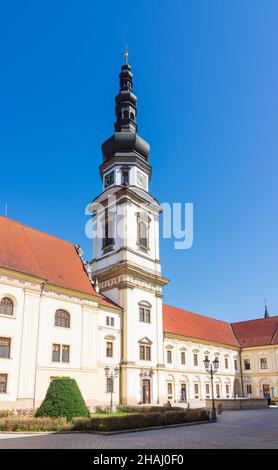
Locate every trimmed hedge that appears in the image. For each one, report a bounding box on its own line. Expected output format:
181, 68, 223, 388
36, 378, 90, 421
117, 405, 185, 414
0, 409, 209, 432
72, 408, 210, 432
0, 417, 70, 432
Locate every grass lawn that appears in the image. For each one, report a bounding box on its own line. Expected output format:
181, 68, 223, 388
90, 411, 136, 418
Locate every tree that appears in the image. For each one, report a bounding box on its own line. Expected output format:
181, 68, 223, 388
36, 378, 90, 421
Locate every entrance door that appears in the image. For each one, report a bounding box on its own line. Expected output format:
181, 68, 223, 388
142, 379, 151, 404
180, 383, 187, 401
263, 384, 270, 397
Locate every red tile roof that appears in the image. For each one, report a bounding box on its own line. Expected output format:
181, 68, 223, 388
163, 304, 278, 348
0, 216, 121, 311
163, 304, 239, 347
231, 317, 278, 347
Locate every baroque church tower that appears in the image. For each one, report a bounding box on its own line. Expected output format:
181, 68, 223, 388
89, 52, 168, 404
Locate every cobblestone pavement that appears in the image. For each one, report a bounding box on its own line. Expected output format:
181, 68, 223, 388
0, 408, 277, 449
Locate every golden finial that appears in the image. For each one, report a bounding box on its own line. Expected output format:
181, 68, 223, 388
124, 43, 128, 64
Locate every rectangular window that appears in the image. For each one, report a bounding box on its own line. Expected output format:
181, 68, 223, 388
106, 342, 113, 358
145, 346, 151, 361
181, 352, 186, 365
225, 357, 229, 369
234, 359, 238, 370
52, 344, 60, 362
225, 384, 230, 398
194, 383, 199, 398
167, 350, 172, 364
139, 306, 151, 323
193, 353, 198, 366
167, 383, 173, 398
139, 345, 151, 361
246, 384, 252, 395
0, 338, 11, 359
216, 384, 220, 398
0, 374, 7, 393
244, 359, 251, 370
205, 383, 210, 398
106, 377, 113, 393
106, 316, 110, 326
111, 317, 114, 327
260, 358, 268, 370
62, 345, 70, 363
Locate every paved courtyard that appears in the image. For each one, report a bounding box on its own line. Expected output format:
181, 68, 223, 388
0, 408, 277, 449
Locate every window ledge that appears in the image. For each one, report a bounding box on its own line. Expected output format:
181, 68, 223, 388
0, 314, 16, 320
102, 244, 115, 254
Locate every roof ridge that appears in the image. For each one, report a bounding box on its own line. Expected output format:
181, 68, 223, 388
270, 322, 278, 345
0, 216, 74, 246
230, 323, 242, 347
232, 316, 278, 326
163, 303, 232, 325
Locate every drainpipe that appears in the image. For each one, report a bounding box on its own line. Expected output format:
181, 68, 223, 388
32, 281, 45, 411
239, 349, 244, 397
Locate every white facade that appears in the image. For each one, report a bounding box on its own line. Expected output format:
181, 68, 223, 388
0, 271, 121, 409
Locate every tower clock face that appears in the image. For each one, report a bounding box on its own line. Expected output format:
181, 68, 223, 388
137, 171, 147, 189
104, 171, 115, 188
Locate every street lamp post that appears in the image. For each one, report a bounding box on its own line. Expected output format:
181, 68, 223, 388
105, 366, 119, 413
203, 357, 219, 421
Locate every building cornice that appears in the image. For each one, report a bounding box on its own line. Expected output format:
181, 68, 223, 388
241, 344, 278, 351
95, 262, 169, 287
164, 331, 240, 351
0, 266, 122, 313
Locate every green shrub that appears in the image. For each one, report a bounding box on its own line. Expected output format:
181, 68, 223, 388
117, 405, 183, 414
0, 417, 71, 432
72, 408, 210, 432
35, 378, 90, 421
119, 405, 130, 414
72, 417, 93, 430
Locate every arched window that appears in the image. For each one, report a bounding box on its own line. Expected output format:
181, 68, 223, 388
55, 309, 70, 328
137, 212, 150, 251
0, 297, 14, 316
102, 208, 115, 250
138, 221, 148, 249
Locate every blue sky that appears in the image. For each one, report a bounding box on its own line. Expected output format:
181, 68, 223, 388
0, 0, 277, 322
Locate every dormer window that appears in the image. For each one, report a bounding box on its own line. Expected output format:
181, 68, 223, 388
104, 171, 115, 188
